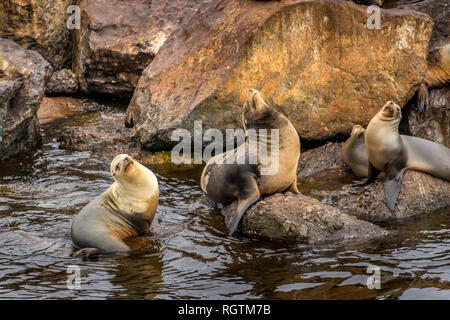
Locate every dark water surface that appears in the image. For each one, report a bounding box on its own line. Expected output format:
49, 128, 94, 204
0, 103, 449, 299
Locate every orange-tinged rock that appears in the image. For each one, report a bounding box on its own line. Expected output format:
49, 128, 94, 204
126, 0, 433, 150
0, 0, 73, 69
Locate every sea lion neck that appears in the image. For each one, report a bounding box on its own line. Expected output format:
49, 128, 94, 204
375, 113, 401, 131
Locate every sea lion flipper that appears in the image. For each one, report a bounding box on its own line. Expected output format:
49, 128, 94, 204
72, 248, 100, 258
228, 176, 260, 236
351, 163, 380, 187
384, 166, 405, 211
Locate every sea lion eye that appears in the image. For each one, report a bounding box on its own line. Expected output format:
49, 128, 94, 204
115, 163, 120, 172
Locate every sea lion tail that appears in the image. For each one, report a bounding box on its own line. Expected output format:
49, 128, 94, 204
228, 176, 260, 236
384, 168, 406, 211
228, 196, 260, 236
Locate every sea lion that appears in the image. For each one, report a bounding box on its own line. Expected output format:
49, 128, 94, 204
418, 43, 450, 112
342, 125, 369, 178
200, 89, 300, 235
71, 154, 159, 254
353, 101, 450, 210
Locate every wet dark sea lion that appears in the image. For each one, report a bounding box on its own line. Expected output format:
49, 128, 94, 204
353, 101, 450, 210
71, 154, 159, 254
201, 89, 300, 235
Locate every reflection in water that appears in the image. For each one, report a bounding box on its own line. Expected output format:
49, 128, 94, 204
0, 102, 449, 299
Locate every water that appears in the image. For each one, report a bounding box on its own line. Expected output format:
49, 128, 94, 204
0, 102, 449, 299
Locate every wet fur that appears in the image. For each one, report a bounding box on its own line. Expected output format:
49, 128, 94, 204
200, 90, 300, 235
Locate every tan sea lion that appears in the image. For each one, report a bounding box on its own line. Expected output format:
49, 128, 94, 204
353, 101, 450, 210
418, 43, 450, 112
342, 125, 369, 178
71, 154, 159, 254
201, 89, 300, 235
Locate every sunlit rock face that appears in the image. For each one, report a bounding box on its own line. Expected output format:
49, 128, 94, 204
0, 39, 52, 160
397, 0, 448, 49
0, 0, 74, 69
72, 0, 213, 97
126, 0, 432, 151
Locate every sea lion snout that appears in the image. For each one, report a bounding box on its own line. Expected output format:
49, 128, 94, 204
381, 101, 402, 119
351, 124, 365, 136
111, 154, 135, 175
243, 89, 270, 122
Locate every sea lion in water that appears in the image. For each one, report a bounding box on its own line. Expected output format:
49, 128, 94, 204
201, 89, 300, 235
71, 154, 159, 254
418, 43, 450, 112
353, 101, 450, 211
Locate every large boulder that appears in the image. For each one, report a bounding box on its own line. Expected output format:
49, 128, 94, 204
72, 0, 212, 96
222, 193, 387, 244
323, 170, 450, 223
126, 0, 433, 150
397, 0, 448, 49
0, 0, 73, 69
0, 39, 51, 160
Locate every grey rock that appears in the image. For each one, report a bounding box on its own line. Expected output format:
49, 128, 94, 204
45, 69, 78, 95
223, 192, 387, 244
323, 170, 450, 223
407, 87, 449, 148
298, 142, 346, 178
0, 38, 52, 159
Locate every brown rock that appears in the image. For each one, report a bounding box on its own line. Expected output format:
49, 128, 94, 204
323, 170, 450, 223
126, 0, 433, 150
397, 0, 448, 49
73, 0, 212, 96
37, 97, 85, 124
0, 39, 52, 160
0, 0, 74, 69
45, 69, 78, 95
57, 103, 131, 155
222, 192, 387, 244
407, 87, 450, 148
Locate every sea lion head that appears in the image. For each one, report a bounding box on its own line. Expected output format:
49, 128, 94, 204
379, 101, 402, 121
351, 124, 365, 136
108, 153, 159, 221
242, 89, 272, 129
110, 154, 141, 183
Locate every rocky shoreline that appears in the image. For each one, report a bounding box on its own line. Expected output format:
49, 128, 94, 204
1, 0, 448, 244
